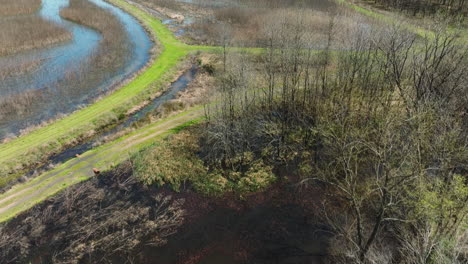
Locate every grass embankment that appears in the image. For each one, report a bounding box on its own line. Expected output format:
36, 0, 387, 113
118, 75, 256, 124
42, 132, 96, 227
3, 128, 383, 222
0, 0, 213, 187
0, 108, 204, 223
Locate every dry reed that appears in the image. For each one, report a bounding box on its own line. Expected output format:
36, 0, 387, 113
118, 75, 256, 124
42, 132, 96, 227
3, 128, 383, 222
0, 16, 72, 56
0, 0, 42, 16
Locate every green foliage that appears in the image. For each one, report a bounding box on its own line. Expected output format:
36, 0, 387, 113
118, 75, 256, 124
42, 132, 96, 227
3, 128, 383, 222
92, 111, 119, 129
236, 160, 276, 193
193, 172, 230, 196
133, 129, 277, 195
133, 132, 207, 192
416, 174, 468, 224
194, 161, 276, 195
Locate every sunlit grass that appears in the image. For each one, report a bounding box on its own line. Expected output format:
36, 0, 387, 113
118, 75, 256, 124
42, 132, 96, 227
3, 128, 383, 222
0, 0, 215, 187
0, 107, 204, 223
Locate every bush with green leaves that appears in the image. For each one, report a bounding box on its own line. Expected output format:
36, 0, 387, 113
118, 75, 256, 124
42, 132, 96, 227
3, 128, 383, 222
132, 132, 207, 192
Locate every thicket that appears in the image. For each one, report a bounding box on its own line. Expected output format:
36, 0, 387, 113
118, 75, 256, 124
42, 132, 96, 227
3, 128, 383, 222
199, 16, 468, 264
133, 130, 276, 196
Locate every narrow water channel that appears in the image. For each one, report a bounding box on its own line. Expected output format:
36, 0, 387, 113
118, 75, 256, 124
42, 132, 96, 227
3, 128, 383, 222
24, 66, 198, 182
0, 0, 152, 139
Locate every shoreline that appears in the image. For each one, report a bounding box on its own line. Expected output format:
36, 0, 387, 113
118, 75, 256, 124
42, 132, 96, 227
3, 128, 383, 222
0, 0, 210, 188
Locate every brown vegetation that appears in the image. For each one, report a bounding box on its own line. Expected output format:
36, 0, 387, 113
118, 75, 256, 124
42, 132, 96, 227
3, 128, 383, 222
0, 58, 43, 79
0, 0, 41, 16
200, 19, 467, 263
0, 163, 184, 263
0, 16, 71, 56
60, 0, 131, 72
0, 156, 333, 264
0, 89, 46, 120
136, 0, 380, 48
0, 0, 135, 144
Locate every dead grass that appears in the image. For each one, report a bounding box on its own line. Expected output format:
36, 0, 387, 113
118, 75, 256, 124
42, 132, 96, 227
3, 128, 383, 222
0, 0, 42, 16
0, 58, 43, 79
0, 89, 46, 120
136, 0, 378, 47
0, 163, 185, 263
138, 0, 182, 10
0, 16, 72, 56
60, 0, 131, 71
174, 71, 214, 106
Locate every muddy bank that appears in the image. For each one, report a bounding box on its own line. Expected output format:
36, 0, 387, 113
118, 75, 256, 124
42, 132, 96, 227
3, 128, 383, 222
0, 161, 330, 264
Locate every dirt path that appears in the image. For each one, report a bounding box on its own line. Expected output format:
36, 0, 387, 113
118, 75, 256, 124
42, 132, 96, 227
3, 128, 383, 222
0, 108, 203, 222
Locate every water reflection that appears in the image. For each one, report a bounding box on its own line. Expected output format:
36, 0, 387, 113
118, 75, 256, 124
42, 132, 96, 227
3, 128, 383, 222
0, 0, 152, 139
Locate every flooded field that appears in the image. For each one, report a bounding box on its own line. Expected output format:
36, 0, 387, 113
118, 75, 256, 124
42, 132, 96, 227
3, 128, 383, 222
0, 0, 152, 139
134, 0, 378, 49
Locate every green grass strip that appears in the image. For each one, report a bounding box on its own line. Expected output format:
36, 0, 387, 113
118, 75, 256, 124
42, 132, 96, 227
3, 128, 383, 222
0, 107, 205, 223
0, 0, 215, 186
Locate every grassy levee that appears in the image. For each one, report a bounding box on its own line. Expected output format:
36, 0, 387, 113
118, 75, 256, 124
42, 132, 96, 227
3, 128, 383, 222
0, 107, 204, 223
0, 0, 264, 222
0, 0, 214, 187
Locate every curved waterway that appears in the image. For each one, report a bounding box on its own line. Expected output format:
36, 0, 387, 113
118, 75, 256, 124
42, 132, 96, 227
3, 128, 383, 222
0, 0, 152, 139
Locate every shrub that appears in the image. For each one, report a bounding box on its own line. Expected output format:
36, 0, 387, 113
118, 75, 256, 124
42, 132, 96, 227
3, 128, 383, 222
133, 132, 207, 191
92, 112, 119, 129
236, 160, 276, 193
202, 63, 215, 75
193, 171, 230, 196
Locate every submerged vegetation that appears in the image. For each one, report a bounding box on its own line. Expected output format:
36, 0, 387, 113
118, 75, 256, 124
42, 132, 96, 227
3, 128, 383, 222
0, 17, 71, 56
0, 0, 146, 141
0, 162, 185, 263
0, 0, 71, 56
60, 0, 132, 77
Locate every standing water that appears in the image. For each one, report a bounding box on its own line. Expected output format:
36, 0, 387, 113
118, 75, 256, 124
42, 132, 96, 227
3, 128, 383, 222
0, 0, 152, 139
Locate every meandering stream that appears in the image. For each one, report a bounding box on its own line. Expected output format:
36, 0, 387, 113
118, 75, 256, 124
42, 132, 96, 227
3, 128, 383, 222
0, 0, 152, 139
